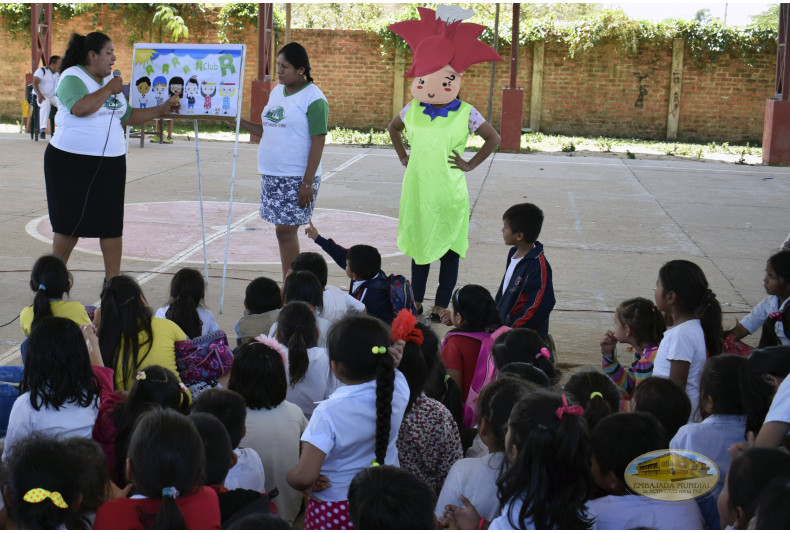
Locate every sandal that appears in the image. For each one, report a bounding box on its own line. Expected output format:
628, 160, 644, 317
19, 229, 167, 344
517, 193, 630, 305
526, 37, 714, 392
430, 306, 446, 323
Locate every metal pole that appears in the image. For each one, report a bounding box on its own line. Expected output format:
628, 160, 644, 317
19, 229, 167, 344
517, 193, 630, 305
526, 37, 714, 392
509, 3, 520, 89
285, 3, 292, 45
487, 3, 500, 122
194, 119, 209, 282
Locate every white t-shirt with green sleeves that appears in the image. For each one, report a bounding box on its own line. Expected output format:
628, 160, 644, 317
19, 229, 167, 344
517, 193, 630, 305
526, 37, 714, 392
52, 65, 132, 157
257, 82, 328, 177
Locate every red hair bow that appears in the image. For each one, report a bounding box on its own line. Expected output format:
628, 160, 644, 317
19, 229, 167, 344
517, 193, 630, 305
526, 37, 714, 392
768, 311, 782, 320
555, 393, 584, 420
391, 309, 424, 346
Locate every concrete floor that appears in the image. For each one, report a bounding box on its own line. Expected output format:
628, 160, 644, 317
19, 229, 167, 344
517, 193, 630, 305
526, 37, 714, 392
1, 131, 789, 369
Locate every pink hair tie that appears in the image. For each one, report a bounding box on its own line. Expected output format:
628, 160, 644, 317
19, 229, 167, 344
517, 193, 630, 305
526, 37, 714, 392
555, 393, 584, 420
536, 347, 551, 360
254, 334, 289, 366
768, 311, 782, 320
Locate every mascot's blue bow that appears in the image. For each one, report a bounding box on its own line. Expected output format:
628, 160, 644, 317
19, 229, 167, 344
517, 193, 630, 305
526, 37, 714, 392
420, 99, 461, 120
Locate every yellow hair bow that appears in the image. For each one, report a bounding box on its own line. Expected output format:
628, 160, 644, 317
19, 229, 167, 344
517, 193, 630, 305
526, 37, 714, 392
23, 488, 68, 509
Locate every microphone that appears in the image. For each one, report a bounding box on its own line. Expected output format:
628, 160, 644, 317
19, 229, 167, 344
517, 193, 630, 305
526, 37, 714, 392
111, 69, 123, 95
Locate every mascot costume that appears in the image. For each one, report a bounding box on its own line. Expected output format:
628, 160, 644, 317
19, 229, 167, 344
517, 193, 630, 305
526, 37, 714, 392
388, 5, 502, 322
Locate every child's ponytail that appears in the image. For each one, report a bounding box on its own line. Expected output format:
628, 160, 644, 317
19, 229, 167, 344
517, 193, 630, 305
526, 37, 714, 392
29, 255, 71, 330
696, 288, 723, 356
759, 306, 789, 348
127, 408, 204, 530
564, 370, 619, 430
278, 301, 317, 386
374, 348, 395, 466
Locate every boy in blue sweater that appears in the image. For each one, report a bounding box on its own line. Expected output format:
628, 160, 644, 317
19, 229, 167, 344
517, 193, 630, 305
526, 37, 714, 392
494, 203, 555, 339
304, 221, 394, 324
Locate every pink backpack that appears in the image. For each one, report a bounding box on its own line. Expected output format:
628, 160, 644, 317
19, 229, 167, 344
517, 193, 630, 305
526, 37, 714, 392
442, 326, 511, 428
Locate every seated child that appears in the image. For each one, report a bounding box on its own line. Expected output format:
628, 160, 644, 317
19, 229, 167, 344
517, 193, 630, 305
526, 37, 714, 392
393, 310, 463, 495
3, 316, 111, 463
494, 203, 555, 339
276, 301, 339, 418
752, 476, 790, 529
305, 220, 395, 324
268, 270, 332, 348
724, 250, 789, 347
230, 340, 308, 523
155, 267, 219, 338
587, 412, 704, 529
64, 437, 114, 529
719, 447, 790, 529
20, 254, 91, 337
93, 365, 191, 487
93, 408, 221, 529
348, 465, 436, 530
3, 436, 81, 529
600, 297, 665, 407
235, 277, 281, 346
435, 376, 531, 523
441, 284, 505, 402
739, 345, 790, 439
564, 370, 620, 430
190, 412, 272, 525
192, 388, 267, 493
491, 328, 560, 386
670, 354, 747, 529
292, 251, 365, 324
630, 376, 691, 441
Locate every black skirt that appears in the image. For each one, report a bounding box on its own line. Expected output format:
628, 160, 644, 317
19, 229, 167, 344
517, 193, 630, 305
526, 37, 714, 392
44, 144, 126, 238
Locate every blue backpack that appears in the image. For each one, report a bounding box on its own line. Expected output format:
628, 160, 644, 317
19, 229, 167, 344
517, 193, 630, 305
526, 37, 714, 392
388, 274, 418, 317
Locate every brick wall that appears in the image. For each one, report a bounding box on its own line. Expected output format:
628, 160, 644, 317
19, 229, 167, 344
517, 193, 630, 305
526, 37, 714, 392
0, 5, 776, 143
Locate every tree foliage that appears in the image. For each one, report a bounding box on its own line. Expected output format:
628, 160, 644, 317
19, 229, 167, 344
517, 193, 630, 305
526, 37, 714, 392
0, 2, 778, 70
750, 3, 780, 31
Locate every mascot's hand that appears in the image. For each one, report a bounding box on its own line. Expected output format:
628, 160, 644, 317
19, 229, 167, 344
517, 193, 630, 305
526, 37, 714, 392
448, 150, 473, 172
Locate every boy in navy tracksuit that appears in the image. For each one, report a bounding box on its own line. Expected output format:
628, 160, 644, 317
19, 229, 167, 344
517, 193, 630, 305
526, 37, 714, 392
494, 203, 555, 339
304, 221, 394, 324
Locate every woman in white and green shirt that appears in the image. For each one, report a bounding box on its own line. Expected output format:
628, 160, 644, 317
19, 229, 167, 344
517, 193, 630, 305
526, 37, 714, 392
238, 42, 328, 281
46, 32, 180, 284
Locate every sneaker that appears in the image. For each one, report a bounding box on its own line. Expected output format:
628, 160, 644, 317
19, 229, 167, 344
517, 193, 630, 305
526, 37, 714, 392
39, 132, 46, 140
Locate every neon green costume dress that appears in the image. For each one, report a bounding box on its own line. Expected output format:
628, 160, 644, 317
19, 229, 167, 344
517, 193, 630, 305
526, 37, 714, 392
398, 99, 472, 265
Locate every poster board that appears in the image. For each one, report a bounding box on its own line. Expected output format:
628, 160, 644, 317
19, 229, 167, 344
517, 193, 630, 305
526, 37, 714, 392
130, 43, 246, 119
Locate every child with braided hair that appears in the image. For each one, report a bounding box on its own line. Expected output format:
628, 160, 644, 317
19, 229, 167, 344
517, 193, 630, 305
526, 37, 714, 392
286, 315, 409, 530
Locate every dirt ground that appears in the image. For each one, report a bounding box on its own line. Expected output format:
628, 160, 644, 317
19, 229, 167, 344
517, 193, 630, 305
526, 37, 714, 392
1, 131, 788, 371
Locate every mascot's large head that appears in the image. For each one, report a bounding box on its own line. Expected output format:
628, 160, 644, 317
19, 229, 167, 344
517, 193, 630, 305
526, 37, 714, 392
388, 6, 502, 105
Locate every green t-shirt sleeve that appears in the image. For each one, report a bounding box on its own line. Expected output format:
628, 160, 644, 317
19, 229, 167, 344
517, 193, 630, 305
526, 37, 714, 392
307, 98, 329, 136
56, 75, 90, 112
120, 103, 133, 122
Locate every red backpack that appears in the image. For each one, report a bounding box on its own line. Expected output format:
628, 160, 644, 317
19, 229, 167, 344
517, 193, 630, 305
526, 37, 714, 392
441, 325, 511, 428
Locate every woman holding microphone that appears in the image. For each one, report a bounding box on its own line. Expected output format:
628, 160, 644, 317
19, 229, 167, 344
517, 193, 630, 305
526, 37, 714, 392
46, 32, 180, 286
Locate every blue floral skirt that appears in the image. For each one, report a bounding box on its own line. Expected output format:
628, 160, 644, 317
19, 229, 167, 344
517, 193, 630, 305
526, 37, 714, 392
259, 174, 321, 226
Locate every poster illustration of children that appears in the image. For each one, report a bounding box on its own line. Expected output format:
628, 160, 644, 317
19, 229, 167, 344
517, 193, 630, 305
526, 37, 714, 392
152, 76, 167, 105
219, 82, 235, 115
387, 6, 502, 323
201, 81, 217, 112
168, 76, 184, 97
185, 75, 199, 114
136, 76, 151, 108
